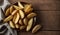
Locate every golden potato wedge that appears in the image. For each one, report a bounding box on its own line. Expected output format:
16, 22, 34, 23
3, 15, 13, 22
19, 19, 23, 25
9, 21, 15, 28
25, 8, 33, 14
13, 14, 17, 23
15, 24, 20, 29
19, 10, 25, 19
26, 18, 33, 31
10, 6, 14, 14
14, 13, 20, 24
13, 5, 20, 10
32, 24, 41, 33
27, 13, 37, 19
18, 1, 24, 9
5, 8, 10, 16
20, 26, 26, 30
23, 18, 28, 25
11, 10, 18, 15
24, 4, 33, 14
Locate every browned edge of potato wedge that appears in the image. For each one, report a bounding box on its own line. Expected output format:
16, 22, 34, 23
20, 26, 26, 30
5, 8, 10, 16
10, 6, 14, 14
32, 24, 41, 33
3, 15, 13, 22
9, 21, 15, 28
24, 4, 33, 14
19, 19, 23, 25
23, 18, 28, 25
26, 18, 33, 31
27, 12, 37, 19
14, 13, 20, 24
15, 24, 20, 29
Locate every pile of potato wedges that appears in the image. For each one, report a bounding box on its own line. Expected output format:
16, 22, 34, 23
3, 1, 41, 33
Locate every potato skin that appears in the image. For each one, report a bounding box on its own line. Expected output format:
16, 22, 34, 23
19, 19, 23, 25
14, 13, 20, 24
19, 10, 25, 19
27, 13, 37, 19
23, 18, 28, 25
32, 24, 41, 33
3, 15, 13, 22
20, 26, 26, 30
15, 24, 20, 29
9, 21, 15, 28
26, 18, 33, 31
5, 8, 10, 16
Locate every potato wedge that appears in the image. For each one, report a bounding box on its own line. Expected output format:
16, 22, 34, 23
9, 21, 15, 28
19, 19, 23, 25
32, 24, 41, 33
10, 6, 14, 14
19, 10, 24, 19
26, 18, 33, 31
25, 8, 33, 14
13, 5, 20, 10
23, 18, 28, 25
20, 26, 26, 30
24, 4, 33, 14
13, 14, 17, 23
15, 24, 20, 29
27, 13, 36, 19
11, 10, 18, 15
3, 15, 13, 22
18, 1, 24, 9
14, 13, 20, 24
5, 8, 10, 16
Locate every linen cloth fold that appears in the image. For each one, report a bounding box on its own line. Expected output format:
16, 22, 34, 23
0, 0, 17, 35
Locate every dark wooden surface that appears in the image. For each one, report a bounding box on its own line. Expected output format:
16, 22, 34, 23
9, 0, 60, 35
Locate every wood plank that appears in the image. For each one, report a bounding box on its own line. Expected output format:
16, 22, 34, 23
35, 11, 60, 30
9, 0, 60, 11
18, 31, 60, 35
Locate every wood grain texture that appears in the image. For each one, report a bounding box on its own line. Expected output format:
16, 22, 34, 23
18, 31, 60, 35
35, 11, 60, 30
9, 0, 60, 11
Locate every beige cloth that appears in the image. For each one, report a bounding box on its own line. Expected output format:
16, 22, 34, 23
0, 0, 17, 35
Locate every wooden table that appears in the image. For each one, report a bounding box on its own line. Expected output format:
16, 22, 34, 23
9, 0, 60, 35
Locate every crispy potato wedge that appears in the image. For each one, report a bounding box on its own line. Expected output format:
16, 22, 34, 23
23, 18, 28, 25
25, 8, 33, 14
27, 13, 37, 19
20, 26, 26, 30
3, 15, 13, 22
24, 4, 33, 14
19, 10, 24, 19
32, 24, 41, 33
10, 6, 14, 14
15, 24, 20, 29
13, 14, 17, 23
5, 8, 10, 16
26, 18, 33, 31
19, 19, 23, 25
9, 21, 15, 28
18, 1, 24, 9
11, 10, 18, 15
14, 13, 20, 24
13, 5, 20, 10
